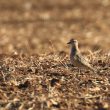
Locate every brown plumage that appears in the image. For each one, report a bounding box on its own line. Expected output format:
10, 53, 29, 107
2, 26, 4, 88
67, 39, 96, 72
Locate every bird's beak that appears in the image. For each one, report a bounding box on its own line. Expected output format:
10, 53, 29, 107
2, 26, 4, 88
67, 41, 71, 44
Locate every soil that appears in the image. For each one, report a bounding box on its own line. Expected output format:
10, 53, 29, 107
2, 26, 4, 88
0, 0, 110, 110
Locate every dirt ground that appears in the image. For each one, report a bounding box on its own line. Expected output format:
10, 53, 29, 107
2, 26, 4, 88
0, 0, 110, 110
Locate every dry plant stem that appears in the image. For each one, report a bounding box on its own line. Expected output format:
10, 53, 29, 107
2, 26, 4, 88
1, 71, 6, 82
79, 95, 101, 99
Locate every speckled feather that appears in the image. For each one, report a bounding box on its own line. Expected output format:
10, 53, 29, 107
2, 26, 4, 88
68, 39, 96, 72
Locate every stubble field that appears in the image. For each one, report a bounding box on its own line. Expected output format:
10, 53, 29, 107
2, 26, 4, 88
0, 0, 110, 110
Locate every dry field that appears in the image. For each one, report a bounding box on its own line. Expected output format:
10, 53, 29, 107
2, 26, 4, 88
0, 0, 110, 110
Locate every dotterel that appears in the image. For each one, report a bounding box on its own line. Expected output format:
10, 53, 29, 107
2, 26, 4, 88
67, 39, 96, 72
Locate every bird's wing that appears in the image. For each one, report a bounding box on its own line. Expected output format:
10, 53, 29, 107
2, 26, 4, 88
76, 53, 93, 68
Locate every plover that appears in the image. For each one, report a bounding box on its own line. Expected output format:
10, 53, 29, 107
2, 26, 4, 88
67, 39, 95, 72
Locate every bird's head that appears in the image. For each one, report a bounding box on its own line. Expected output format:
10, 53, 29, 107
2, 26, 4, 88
67, 39, 78, 46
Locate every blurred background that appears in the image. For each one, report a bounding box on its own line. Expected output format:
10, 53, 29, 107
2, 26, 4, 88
0, 0, 110, 54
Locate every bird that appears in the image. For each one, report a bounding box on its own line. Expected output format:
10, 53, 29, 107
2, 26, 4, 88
67, 39, 96, 72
